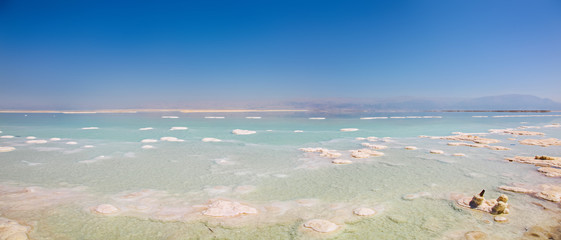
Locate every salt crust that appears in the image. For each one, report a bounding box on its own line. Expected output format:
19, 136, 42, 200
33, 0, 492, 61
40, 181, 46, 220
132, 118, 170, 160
303, 219, 338, 233
202, 138, 222, 142
0, 217, 30, 240
232, 129, 256, 135
160, 137, 184, 142
0, 147, 16, 153
202, 200, 258, 217
340, 128, 358, 132
170, 127, 188, 131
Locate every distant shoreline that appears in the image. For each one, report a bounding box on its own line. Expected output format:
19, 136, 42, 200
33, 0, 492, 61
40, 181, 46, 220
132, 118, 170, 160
437, 110, 552, 113
0, 109, 308, 114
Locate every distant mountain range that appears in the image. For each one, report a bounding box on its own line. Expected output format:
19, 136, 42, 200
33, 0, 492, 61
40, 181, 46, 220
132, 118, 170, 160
285, 94, 561, 112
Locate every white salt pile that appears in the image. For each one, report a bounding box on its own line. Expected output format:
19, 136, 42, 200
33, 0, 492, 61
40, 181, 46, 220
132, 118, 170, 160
232, 129, 256, 135
170, 127, 188, 131
26, 140, 48, 144
340, 128, 359, 132
81, 127, 99, 130
162, 116, 179, 119
139, 127, 153, 131
0, 146, 16, 152
141, 139, 158, 143
160, 137, 184, 142
202, 138, 222, 142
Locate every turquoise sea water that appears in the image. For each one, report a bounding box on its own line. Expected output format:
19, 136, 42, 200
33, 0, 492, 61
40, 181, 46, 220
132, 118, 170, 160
1, 112, 560, 239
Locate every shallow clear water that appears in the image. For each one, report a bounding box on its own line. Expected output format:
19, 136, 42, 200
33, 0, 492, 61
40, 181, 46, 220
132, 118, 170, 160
0, 112, 560, 239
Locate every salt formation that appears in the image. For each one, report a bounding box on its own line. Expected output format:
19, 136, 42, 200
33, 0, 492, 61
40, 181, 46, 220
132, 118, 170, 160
142, 145, 154, 149
350, 149, 384, 158
519, 138, 561, 147
205, 116, 225, 119
456, 190, 510, 215
361, 143, 387, 150
49, 138, 61, 141
491, 129, 545, 136
0, 136, 14, 139
353, 208, 376, 216
202, 138, 222, 142
303, 219, 338, 233
26, 136, 36, 140
332, 159, 352, 164
537, 167, 561, 177
141, 139, 158, 143
505, 156, 561, 168
402, 192, 431, 200
245, 117, 261, 119
340, 128, 358, 132
299, 148, 342, 158
405, 146, 417, 150
170, 127, 188, 131
201, 200, 258, 217
440, 134, 500, 144
66, 141, 78, 145
83, 145, 94, 148
160, 137, 184, 142
26, 140, 47, 144
139, 127, 153, 131
309, 117, 325, 120
0, 147, 16, 153
447, 142, 510, 150
0, 217, 30, 240
430, 150, 444, 154
161, 116, 179, 119
92, 204, 119, 215
81, 127, 99, 130
232, 129, 256, 135
500, 184, 561, 203
294, 130, 304, 133
452, 153, 466, 157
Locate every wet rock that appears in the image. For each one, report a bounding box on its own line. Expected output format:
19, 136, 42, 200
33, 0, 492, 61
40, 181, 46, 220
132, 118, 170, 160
303, 219, 338, 233
491, 201, 507, 214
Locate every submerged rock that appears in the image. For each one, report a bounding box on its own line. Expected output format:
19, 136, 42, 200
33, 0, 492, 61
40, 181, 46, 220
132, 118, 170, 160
0, 147, 16, 153
430, 150, 444, 154
353, 207, 376, 216
464, 231, 488, 240
332, 159, 352, 165
93, 204, 119, 215
303, 219, 338, 233
202, 200, 258, 217
0, 217, 30, 240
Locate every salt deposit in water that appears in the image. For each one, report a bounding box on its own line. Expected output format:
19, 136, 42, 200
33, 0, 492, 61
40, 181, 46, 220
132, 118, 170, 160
202, 138, 222, 142
141, 139, 158, 143
340, 128, 358, 132
170, 127, 188, 131
0, 146, 16, 152
81, 127, 99, 130
303, 219, 338, 233
161, 116, 179, 119
139, 127, 153, 131
160, 137, 184, 142
0, 135, 14, 139
232, 129, 256, 135
201, 199, 258, 217
26, 140, 47, 144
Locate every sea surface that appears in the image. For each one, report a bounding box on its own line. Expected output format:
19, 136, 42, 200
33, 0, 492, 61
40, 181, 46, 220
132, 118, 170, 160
1, 112, 560, 239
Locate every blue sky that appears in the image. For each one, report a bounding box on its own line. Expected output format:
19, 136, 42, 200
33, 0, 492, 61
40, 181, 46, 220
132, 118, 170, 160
1, 0, 560, 109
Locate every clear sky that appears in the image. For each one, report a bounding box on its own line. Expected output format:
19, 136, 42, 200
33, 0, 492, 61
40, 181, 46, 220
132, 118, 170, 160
1, 0, 560, 109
